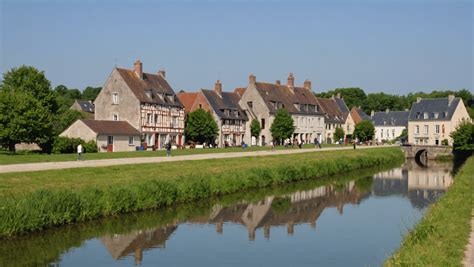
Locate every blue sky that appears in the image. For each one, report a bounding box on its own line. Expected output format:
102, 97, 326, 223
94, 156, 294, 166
1, 0, 472, 94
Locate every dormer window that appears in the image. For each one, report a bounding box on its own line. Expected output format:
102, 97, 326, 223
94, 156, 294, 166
294, 103, 300, 111
145, 89, 153, 100
166, 94, 174, 103
434, 112, 439, 119
423, 112, 429, 119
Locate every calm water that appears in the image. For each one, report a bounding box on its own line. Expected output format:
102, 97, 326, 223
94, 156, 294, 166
0, 160, 454, 267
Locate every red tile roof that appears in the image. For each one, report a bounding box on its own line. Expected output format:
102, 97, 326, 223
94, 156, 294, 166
81, 120, 140, 135
316, 97, 346, 123
234, 87, 246, 97
176, 92, 198, 112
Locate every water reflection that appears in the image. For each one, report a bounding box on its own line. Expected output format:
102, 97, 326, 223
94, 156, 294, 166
373, 160, 453, 209
0, 159, 454, 266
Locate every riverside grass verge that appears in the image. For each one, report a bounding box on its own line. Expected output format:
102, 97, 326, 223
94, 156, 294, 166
0, 147, 403, 237
0, 143, 347, 165
385, 155, 473, 266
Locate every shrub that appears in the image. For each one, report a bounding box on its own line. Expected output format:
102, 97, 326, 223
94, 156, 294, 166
52, 137, 98, 154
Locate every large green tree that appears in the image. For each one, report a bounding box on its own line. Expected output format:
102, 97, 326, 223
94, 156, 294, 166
82, 86, 101, 101
353, 121, 375, 142
315, 87, 367, 109
450, 121, 474, 151
270, 109, 294, 143
0, 66, 58, 152
184, 109, 218, 144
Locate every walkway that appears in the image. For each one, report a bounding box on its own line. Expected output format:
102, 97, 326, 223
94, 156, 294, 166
0, 145, 392, 174
464, 212, 474, 267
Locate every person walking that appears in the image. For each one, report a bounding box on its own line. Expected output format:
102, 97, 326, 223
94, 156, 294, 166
353, 140, 356, 150
166, 142, 172, 157
77, 143, 83, 161
271, 140, 275, 151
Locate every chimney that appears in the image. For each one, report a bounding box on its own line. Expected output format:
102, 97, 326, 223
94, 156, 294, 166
287, 73, 295, 87
214, 80, 222, 96
275, 80, 281, 86
134, 60, 143, 79
386, 108, 390, 113
416, 97, 422, 103
370, 110, 375, 117
249, 74, 256, 85
158, 69, 166, 79
336, 92, 341, 99
303, 79, 311, 90
448, 94, 455, 105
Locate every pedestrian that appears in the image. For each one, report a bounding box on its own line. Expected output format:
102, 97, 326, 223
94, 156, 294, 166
353, 140, 356, 150
77, 143, 83, 161
166, 142, 172, 157
271, 140, 275, 151
298, 139, 302, 149
314, 137, 318, 149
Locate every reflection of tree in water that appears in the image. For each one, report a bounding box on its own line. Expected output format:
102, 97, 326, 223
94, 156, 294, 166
372, 159, 454, 209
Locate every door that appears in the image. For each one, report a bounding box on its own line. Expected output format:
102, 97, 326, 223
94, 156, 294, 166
107, 135, 114, 152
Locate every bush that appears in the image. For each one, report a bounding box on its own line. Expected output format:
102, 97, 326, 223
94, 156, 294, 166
52, 137, 98, 154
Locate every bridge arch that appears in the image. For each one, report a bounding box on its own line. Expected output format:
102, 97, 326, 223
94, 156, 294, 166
414, 149, 428, 167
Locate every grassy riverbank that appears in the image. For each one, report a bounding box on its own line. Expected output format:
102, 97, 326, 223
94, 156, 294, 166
0, 147, 403, 237
0, 144, 347, 165
386, 156, 473, 266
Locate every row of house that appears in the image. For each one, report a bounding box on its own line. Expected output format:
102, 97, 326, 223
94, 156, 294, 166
61, 60, 471, 152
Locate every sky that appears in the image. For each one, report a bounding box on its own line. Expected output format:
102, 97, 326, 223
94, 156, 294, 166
1, 0, 473, 95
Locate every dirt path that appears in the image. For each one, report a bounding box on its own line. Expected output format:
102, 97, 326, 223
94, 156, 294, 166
0, 145, 392, 174
464, 212, 474, 267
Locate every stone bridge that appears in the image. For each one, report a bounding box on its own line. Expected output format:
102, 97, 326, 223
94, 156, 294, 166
401, 145, 452, 166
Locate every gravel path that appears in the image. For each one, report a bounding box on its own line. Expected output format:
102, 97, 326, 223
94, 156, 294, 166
0, 145, 390, 174
464, 212, 474, 267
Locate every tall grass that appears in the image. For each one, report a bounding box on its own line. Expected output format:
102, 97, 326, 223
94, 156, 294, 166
0, 148, 404, 237
385, 156, 473, 266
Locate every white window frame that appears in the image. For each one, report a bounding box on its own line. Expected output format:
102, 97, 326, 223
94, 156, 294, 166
112, 92, 119, 105
128, 136, 134, 146
112, 114, 119, 121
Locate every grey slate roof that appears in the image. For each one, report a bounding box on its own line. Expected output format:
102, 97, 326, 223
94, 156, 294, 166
77, 100, 95, 113
372, 111, 409, 127
357, 108, 371, 121
201, 89, 248, 121
408, 97, 461, 121
334, 98, 349, 113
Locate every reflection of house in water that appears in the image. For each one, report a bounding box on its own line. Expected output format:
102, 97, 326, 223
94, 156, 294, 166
372, 160, 453, 209
200, 182, 369, 240
101, 225, 177, 264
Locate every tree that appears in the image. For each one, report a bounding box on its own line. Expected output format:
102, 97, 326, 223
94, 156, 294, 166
334, 127, 345, 141
0, 66, 57, 152
353, 121, 375, 142
184, 109, 218, 144
82, 86, 101, 101
270, 109, 294, 143
450, 121, 474, 151
250, 118, 261, 139
315, 88, 367, 109
55, 109, 87, 135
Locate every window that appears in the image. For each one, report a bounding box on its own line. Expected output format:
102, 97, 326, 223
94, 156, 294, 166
434, 112, 439, 119
392, 129, 395, 138
423, 112, 429, 119
128, 136, 134, 146
147, 113, 152, 124
415, 125, 419, 134
435, 125, 440, 134
112, 93, 119, 105
380, 129, 383, 138
424, 125, 429, 135
154, 114, 159, 125
171, 116, 178, 127
199, 104, 202, 109
247, 101, 253, 109
261, 118, 265, 129
112, 114, 119, 121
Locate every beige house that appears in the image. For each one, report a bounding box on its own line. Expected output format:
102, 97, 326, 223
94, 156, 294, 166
316, 95, 353, 143
94, 60, 185, 149
60, 119, 140, 152
238, 73, 325, 146
177, 81, 248, 147
408, 95, 471, 146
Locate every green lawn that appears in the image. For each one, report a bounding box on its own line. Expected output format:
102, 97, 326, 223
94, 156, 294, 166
0, 147, 396, 197
385, 155, 473, 266
0, 144, 349, 165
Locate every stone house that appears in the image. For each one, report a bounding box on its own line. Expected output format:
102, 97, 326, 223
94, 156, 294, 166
372, 110, 409, 143
316, 95, 353, 143
60, 119, 140, 152
94, 60, 185, 149
408, 95, 471, 145
238, 73, 325, 146
177, 80, 248, 147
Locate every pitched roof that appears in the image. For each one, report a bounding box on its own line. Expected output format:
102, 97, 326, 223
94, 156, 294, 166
201, 89, 248, 120
372, 111, 409, 127
234, 87, 246, 97
316, 97, 346, 123
334, 98, 349, 113
350, 107, 371, 124
115, 68, 183, 108
408, 97, 461, 121
176, 92, 198, 112
81, 120, 140, 135
253, 82, 324, 115
75, 100, 95, 113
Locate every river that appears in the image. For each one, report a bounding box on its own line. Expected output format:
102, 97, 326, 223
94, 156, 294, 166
0, 159, 455, 266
